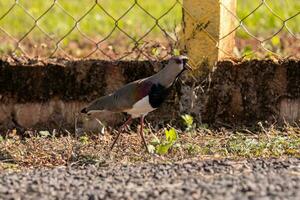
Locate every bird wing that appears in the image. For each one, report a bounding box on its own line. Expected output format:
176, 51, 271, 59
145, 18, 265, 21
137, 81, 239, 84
108, 78, 154, 112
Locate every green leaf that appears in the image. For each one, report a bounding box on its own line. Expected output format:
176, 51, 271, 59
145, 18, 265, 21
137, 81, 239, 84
242, 46, 255, 58
151, 47, 160, 56
165, 128, 177, 143
79, 135, 89, 144
0, 135, 3, 142
156, 143, 173, 155
39, 131, 50, 138
271, 36, 280, 46
181, 114, 194, 128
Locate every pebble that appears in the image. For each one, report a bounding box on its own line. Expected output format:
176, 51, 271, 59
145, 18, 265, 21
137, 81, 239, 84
0, 158, 299, 200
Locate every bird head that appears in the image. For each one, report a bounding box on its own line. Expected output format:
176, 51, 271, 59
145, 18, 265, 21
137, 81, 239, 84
170, 55, 192, 71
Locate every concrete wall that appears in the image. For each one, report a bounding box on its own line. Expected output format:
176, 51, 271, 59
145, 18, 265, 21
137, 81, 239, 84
0, 58, 299, 132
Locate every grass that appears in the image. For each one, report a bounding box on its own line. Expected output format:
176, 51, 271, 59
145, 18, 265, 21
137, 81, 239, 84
236, 0, 300, 38
0, 0, 298, 38
0, 0, 182, 41
0, 120, 299, 171
0, 0, 299, 58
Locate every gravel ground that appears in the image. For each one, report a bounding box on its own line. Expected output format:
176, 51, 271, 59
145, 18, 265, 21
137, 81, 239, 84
0, 158, 299, 200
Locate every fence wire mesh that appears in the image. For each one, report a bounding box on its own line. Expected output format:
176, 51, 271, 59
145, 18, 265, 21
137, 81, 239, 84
0, 0, 299, 61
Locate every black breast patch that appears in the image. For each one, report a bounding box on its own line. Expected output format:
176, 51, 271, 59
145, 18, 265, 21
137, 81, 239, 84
149, 83, 169, 108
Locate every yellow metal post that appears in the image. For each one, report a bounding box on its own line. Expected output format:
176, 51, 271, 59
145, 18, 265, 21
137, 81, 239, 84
181, 0, 237, 69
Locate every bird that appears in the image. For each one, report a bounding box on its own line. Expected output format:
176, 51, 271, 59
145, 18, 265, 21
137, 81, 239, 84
80, 55, 192, 153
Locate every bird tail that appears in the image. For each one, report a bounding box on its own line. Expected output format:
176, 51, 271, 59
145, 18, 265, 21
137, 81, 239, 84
80, 96, 108, 114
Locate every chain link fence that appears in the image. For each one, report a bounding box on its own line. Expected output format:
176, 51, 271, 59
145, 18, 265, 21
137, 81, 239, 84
0, 0, 299, 61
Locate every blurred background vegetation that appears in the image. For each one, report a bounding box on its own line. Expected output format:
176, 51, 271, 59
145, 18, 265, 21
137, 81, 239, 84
0, 0, 299, 58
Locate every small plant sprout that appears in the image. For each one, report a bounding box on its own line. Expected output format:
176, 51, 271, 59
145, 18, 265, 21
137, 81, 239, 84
149, 128, 179, 155
181, 114, 196, 132
185, 143, 201, 155
39, 131, 51, 138
79, 135, 89, 145
151, 47, 160, 57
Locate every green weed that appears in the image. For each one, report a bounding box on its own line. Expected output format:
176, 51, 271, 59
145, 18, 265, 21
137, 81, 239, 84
181, 114, 196, 133
149, 128, 178, 155
79, 135, 89, 145
0, 124, 299, 170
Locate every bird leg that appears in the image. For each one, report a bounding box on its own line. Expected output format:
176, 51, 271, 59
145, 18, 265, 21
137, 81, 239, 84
110, 116, 132, 151
139, 116, 149, 153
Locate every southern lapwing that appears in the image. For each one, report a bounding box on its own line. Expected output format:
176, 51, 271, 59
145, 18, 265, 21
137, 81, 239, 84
81, 55, 191, 152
